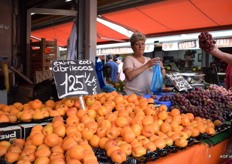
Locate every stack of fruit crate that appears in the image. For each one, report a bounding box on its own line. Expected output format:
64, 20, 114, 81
30, 38, 57, 83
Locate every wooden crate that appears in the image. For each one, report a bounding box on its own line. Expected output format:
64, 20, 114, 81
30, 38, 57, 79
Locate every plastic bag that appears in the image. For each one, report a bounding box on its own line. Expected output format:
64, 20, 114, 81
151, 63, 163, 95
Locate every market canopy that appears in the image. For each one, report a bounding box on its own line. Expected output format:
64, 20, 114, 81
31, 0, 232, 47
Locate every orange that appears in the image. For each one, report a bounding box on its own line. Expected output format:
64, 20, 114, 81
181, 115, 191, 126
96, 126, 107, 138
68, 131, 82, 143
30, 99, 43, 109
68, 145, 85, 160
1, 105, 10, 112
62, 137, 77, 151
30, 133, 45, 146
170, 108, 180, 117
126, 93, 137, 103
104, 139, 118, 150
186, 112, 194, 121
65, 107, 78, 117
98, 137, 109, 149
63, 98, 75, 108
106, 126, 120, 140
85, 121, 98, 133
131, 124, 142, 136
0, 145, 8, 157
142, 116, 154, 126
53, 125, 66, 138
66, 115, 79, 126
173, 115, 182, 124
119, 143, 132, 156
115, 116, 129, 127
170, 120, 179, 131
132, 146, 146, 157
50, 158, 66, 164
76, 109, 86, 119
191, 128, 200, 137
45, 99, 55, 108
81, 128, 94, 141
160, 122, 171, 134
51, 145, 64, 154
153, 138, 166, 149
159, 104, 168, 111
158, 110, 168, 120
35, 146, 51, 157
89, 135, 100, 148
139, 99, 149, 109
141, 124, 155, 138
114, 95, 124, 104
121, 126, 136, 143
106, 146, 120, 157
144, 141, 157, 152
196, 123, 206, 133
44, 133, 60, 147
67, 159, 82, 164
205, 127, 216, 135
34, 156, 50, 164
111, 149, 127, 163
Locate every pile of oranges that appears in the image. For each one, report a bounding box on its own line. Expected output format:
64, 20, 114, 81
0, 91, 218, 163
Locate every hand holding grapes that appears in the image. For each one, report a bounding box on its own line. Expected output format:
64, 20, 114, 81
198, 32, 216, 53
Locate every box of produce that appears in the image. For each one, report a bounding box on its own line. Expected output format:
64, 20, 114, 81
0, 125, 22, 141
20, 122, 50, 140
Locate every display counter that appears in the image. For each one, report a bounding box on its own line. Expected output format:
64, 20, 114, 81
147, 129, 232, 164
147, 138, 230, 164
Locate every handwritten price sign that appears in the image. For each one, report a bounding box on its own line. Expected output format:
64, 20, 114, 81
52, 60, 101, 99
166, 73, 192, 91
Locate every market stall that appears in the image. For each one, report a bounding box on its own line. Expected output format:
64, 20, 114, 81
0, 59, 231, 164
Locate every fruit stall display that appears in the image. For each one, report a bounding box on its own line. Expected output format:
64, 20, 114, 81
0, 86, 231, 164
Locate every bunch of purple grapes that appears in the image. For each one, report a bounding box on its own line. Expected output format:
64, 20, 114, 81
198, 32, 216, 52
158, 95, 173, 101
207, 84, 232, 98
170, 87, 232, 122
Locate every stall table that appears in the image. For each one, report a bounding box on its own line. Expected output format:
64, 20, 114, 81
147, 128, 232, 164
147, 138, 231, 164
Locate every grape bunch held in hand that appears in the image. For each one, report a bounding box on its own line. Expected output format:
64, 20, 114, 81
198, 32, 216, 52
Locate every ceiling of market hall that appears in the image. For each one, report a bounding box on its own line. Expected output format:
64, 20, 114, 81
28, 0, 232, 47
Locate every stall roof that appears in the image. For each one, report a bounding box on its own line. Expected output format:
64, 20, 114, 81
31, 0, 232, 47
31, 21, 129, 47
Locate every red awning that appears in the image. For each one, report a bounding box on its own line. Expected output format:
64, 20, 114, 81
31, 21, 129, 47
101, 0, 232, 35
31, 0, 232, 47
31, 22, 73, 47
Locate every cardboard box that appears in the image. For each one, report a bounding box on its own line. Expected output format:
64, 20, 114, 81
20, 122, 50, 140
0, 125, 22, 141
17, 85, 34, 98
0, 90, 7, 104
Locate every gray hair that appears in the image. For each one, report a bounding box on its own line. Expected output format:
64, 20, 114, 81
130, 32, 146, 46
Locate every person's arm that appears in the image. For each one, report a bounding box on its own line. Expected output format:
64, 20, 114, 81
124, 64, 149, 81
159, 61, 166, 78
199, 31, 232, 65
210, 47, 232, 65
124, 57, 161, 81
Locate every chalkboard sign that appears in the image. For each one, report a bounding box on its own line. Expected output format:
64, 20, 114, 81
166, 72, 192, 91
52, 60, 101, 99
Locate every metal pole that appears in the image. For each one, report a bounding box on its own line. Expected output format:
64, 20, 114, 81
77, 0, 84, 59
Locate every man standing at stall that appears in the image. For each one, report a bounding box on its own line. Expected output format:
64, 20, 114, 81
103, 55, 118, 83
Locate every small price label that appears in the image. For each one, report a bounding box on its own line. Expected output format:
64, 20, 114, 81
166, 72, 192, 91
